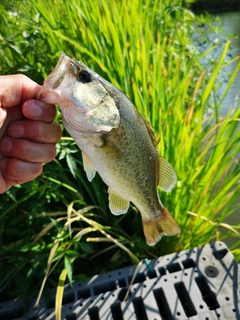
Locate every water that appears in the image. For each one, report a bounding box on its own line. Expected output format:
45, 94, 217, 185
193, 11, 240, 247
216, 11, 240, 117
210, 11, 240, 247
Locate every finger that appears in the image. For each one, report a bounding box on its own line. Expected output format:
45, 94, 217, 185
0, 75, 41, 108
22, 99, 57, 123
0, 137, 56, 163
0, 158, 42, 182
8, 120, 62, 143
0, 107, 7, 125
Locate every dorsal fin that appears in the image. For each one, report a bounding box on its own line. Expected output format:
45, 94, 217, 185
158, 156, 177, 192
142, 118, 176, 191
143, 118, 158, 149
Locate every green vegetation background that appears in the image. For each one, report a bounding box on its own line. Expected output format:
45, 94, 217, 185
0, 0, 239, 302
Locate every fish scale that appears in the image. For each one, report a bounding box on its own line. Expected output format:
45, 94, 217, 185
37, 52, 181, 246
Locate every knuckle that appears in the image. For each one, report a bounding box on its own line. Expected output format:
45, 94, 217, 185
14, 74, 29, 84
25, 122, 44, 141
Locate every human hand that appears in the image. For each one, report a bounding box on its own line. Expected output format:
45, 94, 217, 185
0, 74, 61, 193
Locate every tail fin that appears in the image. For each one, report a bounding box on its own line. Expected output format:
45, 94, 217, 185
142, 207, 180, 246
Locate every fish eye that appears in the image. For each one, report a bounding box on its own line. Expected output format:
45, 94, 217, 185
77, 70, 91, 83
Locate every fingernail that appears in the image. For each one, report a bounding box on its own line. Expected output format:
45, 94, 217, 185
1, 138, 12, 153
27, 101, 42, 117
8, 124, 24, 138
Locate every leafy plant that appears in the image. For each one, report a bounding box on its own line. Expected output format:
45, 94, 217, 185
0, 0, 239, 305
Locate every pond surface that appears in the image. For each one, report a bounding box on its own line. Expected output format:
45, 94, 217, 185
214, 11, 239, 247
215, 11, 240, 116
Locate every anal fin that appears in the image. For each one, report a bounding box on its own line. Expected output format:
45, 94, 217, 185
142, 207, 180, 246
108, 188, 130, 215
82, 151, 96, 182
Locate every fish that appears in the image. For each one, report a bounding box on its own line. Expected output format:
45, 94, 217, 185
37, 52, 181, 246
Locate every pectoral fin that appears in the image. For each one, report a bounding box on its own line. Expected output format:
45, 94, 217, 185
159, 156, 177, 192
108, 188, 130, 215
82, 152, 96, 182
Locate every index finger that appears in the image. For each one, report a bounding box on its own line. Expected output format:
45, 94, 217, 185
22, 99, 57, 123
0, 74, 41, 108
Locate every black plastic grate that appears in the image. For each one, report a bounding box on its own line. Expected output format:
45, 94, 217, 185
0, 241, 239, 319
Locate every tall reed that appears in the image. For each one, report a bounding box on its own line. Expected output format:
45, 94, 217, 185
0, 0, 239, 300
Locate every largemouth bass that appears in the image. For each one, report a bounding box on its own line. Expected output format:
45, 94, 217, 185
38, 52, 180, 246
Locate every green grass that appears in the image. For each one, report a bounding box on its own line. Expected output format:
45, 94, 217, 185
0, 0, 239, 304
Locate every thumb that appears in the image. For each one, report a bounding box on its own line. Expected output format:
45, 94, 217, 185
0, 74, 41, 108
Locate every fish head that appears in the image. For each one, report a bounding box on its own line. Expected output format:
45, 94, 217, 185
38, 52, 120, 132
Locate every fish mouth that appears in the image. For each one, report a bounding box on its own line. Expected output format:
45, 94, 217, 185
46, 52, 72, 89
36, 52, 72, 101
58, 52, 71, 65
